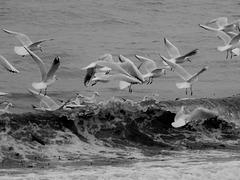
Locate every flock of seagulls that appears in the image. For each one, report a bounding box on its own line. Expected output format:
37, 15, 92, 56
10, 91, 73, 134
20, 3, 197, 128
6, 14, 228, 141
0, 16, 239, 127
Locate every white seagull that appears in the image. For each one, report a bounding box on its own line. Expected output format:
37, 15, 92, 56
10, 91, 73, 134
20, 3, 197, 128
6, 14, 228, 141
3, 28, 54, 56
82, 54, 132, 86
205, 17, 240, 33
160, 54, 208, 96
0, 55, 20, 95
91, 73, 142, 92
118, 54, 145, 83
0, 55, 20, 73
134, 54, 166, 84
216, 31, 240, 59
0, 101, 14, 114
199, 24, 240, 58
24, 46, 60, 95
27, 88, 70, 111
76, 91, 100, 104
162, 38, 198, 66
172, 106, 218, 128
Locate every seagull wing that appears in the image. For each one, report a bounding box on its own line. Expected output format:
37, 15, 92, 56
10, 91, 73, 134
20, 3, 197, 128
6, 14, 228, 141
188, 107, 218, 122
164, 38, 181, 58
229, 32, 240, 45
27, 88, 59, 110
135, 55, 157, 73
118, 54, 145, 82
45, 56, 60, 82
199, 24, 231, 45
24, 46, 47, 81
3, 29, 32, 46
160, 54, 192, 81
0, 55, 20, 73
206, 17, 228, 28
28, 38, 54, 48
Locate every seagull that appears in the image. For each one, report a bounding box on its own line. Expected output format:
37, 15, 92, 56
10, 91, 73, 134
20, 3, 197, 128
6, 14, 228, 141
172, 106, 218, 128
77, 91, 100, 104
0, 55, 20, 73
91, 73, 142, 92
217, 31, 240, 59
64, 94, 86, 108
160, 54, 208, 96
27, 88, 70, 111
162, 38, 198, 66
199, 23, 237, 39
2, 28, 54, 56
24, 46, 60, 95
118, 54, 145, 83
83, 54, 113, 86
134, 55, 166, 84
199, 24, 240, 58
205, 17, 240, 33
82, 54, 132, 86
0, 101, 14, 114
0, 55, 20, 95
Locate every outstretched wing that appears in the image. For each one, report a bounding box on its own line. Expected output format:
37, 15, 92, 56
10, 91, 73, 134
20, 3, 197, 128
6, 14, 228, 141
164, 38, 181, 58
135, 55, 157, 73
3, 29, 32, 46
0, 55, 20, 73
45, 56, 60, 82
160, 54, 192, 81
24, 46, 47, 80
28, 38, 54, 48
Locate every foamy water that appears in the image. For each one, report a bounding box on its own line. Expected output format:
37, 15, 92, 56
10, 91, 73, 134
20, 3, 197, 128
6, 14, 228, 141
1, 0, 240, 179
1, 151, 240, 180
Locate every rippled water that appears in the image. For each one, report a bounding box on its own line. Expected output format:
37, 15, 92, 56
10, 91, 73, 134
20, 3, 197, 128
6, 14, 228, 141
1, 0, 240, 179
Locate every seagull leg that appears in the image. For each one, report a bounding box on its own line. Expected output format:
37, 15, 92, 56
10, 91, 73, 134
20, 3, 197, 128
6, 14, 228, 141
226, 49, 229, 59
128, 85, 133, 93
44, 88, 47, 96
147, 78, 150, 85
150, 77, 153, 84
190, 86, 193, 96
185, 88, 188, 95
39, 89, 42, 95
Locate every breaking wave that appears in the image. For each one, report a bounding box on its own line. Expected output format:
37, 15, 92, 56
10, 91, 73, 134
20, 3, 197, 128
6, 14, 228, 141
1, 95, 240, 168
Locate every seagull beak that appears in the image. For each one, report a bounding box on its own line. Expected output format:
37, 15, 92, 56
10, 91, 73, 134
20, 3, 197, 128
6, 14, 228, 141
186, 57, 191, 62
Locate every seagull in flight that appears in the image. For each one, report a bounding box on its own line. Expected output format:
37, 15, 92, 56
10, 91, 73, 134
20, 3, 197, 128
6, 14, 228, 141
162, 38, 198, 66
160, 54, 208, 96
3, 28, 54, 57
0, 101, 14, 114
172, 106, 218, 128
205, 17, 240, 33
27, 88, 70, 111
134, 54, 166, 84
0, 55, 20, 95
0, 55, 20, 73
24, 46, 60, 95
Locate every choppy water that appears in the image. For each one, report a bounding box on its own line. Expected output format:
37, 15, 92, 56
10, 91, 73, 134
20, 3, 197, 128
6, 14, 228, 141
1, 0, 240, 179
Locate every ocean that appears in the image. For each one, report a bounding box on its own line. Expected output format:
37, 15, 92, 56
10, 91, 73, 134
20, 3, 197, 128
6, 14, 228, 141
1, 0, 240, 179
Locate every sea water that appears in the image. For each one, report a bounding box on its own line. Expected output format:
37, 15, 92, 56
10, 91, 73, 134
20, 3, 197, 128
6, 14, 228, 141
1, 0, 240, 179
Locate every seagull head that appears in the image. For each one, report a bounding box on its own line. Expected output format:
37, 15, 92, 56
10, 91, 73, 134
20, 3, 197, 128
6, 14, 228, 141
39, 46, 43, 52
185, 57, 191, 62
94, 91, 100, 97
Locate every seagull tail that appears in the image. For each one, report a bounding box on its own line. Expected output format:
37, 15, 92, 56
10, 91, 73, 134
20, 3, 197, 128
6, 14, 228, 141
171, 118, 186, 128
14, 46, 29, 56
217, 45, 231, 51
176, 82, 190, 89
32, 82, 47, 90
119, 81, 131, 89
